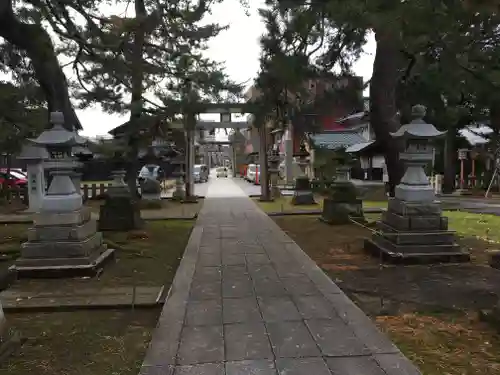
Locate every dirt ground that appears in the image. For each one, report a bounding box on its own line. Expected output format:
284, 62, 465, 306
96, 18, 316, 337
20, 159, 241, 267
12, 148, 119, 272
1, 309, 160, 375
273, 215, 500, 375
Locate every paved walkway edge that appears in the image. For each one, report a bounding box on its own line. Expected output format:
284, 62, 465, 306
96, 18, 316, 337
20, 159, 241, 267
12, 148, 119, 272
248, 202, 422, 374
139, 224, 203, 374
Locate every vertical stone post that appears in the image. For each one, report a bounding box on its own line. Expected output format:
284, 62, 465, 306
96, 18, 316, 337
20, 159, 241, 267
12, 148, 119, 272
457, 148, 470, 195
284, 128, 294, 185
291, 144, 315, 205
268, 147, 281, 199
18, 144, 48, 213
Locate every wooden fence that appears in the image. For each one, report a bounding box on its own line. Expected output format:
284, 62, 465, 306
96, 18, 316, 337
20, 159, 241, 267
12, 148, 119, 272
81, 183, 113, 200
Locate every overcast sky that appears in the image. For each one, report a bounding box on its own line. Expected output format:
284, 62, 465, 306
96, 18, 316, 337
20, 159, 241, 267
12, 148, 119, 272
72, 0, 375, 137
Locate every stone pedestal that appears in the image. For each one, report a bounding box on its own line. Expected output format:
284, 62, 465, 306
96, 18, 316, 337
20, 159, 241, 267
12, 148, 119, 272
365, 198, 469, 262
13, 207, 114, 276
98, 170, 143, 231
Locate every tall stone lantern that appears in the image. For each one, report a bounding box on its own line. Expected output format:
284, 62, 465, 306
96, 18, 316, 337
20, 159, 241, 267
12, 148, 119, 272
268, 146, 281, 199
291, 143, 315, 205
12, 112, 114, 276
364, 105, 470, 263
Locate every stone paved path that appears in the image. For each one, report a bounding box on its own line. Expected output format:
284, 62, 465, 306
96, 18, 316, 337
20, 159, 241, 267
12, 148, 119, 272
139, 177, 421, 375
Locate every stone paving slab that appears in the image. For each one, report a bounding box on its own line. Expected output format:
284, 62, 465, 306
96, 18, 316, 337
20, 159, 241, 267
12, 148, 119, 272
139, 177, 422, 375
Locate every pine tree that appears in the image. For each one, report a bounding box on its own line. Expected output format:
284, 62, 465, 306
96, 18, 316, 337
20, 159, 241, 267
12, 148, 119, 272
28, 0, 242, 193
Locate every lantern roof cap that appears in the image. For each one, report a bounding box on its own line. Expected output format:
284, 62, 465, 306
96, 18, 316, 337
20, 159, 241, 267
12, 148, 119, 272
390, 105, 446, 139
17, 142, 50, 160
31, 111, 77, 147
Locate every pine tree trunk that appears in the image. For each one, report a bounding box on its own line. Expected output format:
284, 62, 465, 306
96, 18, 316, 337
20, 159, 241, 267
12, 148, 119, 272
126, 0, 147, 196
259, 126, 271, 201
0, 1, 79, 130
369, 29, 404, 196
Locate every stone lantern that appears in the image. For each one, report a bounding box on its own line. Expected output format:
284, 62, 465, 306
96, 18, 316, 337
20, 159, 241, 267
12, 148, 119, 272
291, 143, 315, 205
268, 145, 281, 199
12, 112, 114, 276
364, 105, 469, 263
17, 142, 49, 213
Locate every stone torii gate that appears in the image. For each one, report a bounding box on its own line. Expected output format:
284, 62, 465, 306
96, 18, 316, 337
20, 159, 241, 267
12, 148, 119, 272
184, 102, 270, 200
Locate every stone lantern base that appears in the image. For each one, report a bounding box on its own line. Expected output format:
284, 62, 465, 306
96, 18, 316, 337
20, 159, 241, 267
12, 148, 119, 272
11, 207, 115, 277
364, 198, 470, 263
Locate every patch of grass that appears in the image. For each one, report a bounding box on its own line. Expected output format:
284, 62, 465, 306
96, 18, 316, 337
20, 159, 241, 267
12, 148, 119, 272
254, 197, 321, 213
363, 200, 388, 208
1, 309, 160, 375
0, 223, 29, 262
11, 220, 193, 293
254, 196, 388, 213
445, 211, 500, 243
376, 312, 500, 375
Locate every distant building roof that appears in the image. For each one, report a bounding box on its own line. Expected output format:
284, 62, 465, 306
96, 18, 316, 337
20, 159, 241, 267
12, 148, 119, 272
345, 141, 376, 153
459, 124, 492, 145
309, 130, 367, 150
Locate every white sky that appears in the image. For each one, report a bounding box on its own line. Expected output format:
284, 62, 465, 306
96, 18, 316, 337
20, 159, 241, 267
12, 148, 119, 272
19, 0, 376, 138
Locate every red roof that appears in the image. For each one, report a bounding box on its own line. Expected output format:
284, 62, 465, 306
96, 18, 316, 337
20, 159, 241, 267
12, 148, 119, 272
321, 115, 346, 130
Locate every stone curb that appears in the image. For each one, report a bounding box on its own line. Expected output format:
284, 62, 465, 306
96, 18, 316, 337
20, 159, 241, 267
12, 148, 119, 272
139, 225, 203, 374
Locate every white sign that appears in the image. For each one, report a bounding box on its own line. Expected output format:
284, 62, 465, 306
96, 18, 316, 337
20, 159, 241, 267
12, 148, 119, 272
220, 113, 231, 123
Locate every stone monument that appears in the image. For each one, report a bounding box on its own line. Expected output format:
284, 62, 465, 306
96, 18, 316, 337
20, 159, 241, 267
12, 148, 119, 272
320, 150, 363, 224
364, 105, 470, 263
139, 148, 162, 202
17, 142, 49, 213
72, 143, 93, 195
291, 143, 315, 205
11, 112, 115, 277
98, 152, 143, 231
268, 147, 281, 200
